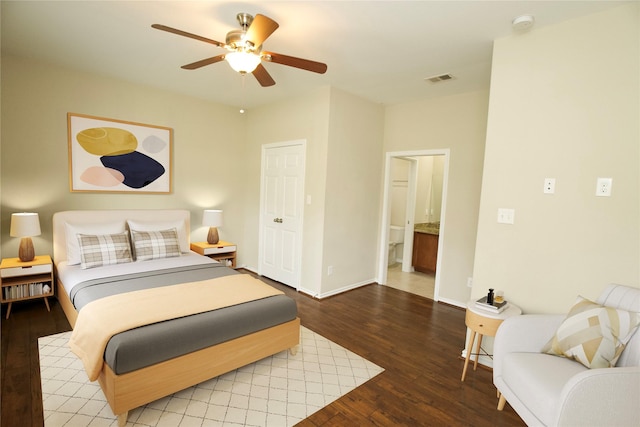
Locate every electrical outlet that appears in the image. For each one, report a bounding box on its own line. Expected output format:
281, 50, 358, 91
327, 265, 334, 276
467, 277, 473, 288
543, 178, 556, 194
596, 178, 612, 197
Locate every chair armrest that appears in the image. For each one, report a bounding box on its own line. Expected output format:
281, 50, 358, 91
493, 314, 565, 376
555, 366, 640, 426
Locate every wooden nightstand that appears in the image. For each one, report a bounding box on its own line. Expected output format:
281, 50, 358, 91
190, 241, 237, 268
0, 255, 54, 319
461, 300, 521, 381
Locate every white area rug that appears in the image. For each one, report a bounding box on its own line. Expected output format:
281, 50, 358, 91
39, 327, 383, 426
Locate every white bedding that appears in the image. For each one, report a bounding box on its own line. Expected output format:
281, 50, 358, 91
57, 251, 218, 296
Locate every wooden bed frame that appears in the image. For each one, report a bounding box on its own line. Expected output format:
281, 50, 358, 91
52, 210, 300, 426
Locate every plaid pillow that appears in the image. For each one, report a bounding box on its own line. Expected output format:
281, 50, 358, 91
131, 228, 181, 261
78, 232, 133, 269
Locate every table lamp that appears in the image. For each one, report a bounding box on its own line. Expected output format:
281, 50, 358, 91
10, 212, 41, 262
202, 210, 223, 244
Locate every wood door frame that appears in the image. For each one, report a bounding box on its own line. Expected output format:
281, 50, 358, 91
258, 140, 306, 290
378, 149, 450, 301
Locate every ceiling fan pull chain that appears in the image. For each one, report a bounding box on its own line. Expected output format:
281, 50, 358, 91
239, 74, 246, 114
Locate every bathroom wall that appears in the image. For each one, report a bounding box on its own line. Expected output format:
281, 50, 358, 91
390, 158, 410, 227
414, 155, 445, 224
389, 158, 410, 263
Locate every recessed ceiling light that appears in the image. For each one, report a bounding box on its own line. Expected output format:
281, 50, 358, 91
512, 14, 535, 31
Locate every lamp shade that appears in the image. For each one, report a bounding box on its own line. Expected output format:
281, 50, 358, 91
10, 213, 41, 237
202, 210, 223, 227
225, 51, 261, 73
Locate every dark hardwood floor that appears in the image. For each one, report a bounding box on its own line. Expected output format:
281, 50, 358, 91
1, 272, 525, 426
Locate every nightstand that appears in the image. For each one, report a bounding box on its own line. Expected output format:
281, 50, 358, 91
0, 255, 54, 319
190, 241, 237, 268
461, 300, 521, 381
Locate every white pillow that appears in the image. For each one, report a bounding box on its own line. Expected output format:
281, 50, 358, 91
65, 221, 127, 265
127, 219, 189, 253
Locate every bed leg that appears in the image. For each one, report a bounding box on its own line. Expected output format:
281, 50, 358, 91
289, 345, 299, 356
117, 411, 128, 427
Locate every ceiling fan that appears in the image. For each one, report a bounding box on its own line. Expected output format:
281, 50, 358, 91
152, 13, 328, 87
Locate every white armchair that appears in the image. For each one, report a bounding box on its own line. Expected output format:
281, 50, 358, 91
493, 284, 640, 426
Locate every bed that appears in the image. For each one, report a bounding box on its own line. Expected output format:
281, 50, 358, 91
52, 210, 300, 427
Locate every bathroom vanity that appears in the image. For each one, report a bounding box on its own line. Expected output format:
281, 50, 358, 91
412, 223, 439, 273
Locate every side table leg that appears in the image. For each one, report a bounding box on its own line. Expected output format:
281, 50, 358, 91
461, 330, 477, 381
43, 297, 51, 312
5, 302, 12, 319
473, 333, 484, 371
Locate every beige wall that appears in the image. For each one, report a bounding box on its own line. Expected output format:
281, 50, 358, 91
243, 87, 331, 296
384, 90, 489, 304
244, 87, 383, 297
1, 56, 247, 258
322, 88, 384, 296
4, 5, 634, 312
473, 4, 639, 315
1, 56, 384, 299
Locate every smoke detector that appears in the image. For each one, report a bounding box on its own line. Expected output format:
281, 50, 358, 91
512, 14, 535, 31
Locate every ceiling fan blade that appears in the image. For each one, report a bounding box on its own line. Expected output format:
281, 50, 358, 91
262, 51, 327, 74
252, 63, 276, 87
181, 54, 226, 70
151, 24, 225, 48
245, 14, 279, 48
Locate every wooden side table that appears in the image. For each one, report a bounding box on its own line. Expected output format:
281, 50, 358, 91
190, 241, 237, 268
0, 255, 54, 319
461, 300, 521, 381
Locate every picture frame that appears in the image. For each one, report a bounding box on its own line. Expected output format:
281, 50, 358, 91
67, 113, 173, 193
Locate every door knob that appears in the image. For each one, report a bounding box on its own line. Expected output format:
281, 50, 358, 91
273, 218, 283, 223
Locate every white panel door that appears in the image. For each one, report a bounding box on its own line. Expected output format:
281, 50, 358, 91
259, 142, 305, 288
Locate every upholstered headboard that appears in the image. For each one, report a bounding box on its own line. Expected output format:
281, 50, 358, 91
52, 210, 191, 266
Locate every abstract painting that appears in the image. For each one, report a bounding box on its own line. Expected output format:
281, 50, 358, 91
67, 113, 173, 193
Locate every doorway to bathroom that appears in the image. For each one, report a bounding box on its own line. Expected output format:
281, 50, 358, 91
378, 150, 449, 301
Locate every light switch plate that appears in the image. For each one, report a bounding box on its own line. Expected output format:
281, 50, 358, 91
497, 208, 515, 224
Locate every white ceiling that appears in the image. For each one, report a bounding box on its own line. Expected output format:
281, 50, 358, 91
1, 1, 627, 110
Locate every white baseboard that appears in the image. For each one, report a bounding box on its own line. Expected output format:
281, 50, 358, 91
437, 296, 466, 308
240, 267, 372, 300
315, 279, 374, 299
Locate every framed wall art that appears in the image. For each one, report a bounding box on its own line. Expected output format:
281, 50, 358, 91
67, 113, 173, 193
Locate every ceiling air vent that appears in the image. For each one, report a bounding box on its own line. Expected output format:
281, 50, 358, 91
425, 73, 455, 84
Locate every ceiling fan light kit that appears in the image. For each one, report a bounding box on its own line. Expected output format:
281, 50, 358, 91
225, 51, 262, 73
152, 12, 327, 86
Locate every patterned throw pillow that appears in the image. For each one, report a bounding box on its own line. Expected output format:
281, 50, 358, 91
65, 221, 127, 265
543, 296, 640, 369
131, 228, 181, 261
127, 220, 189, 253
78, 232, 133, 269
